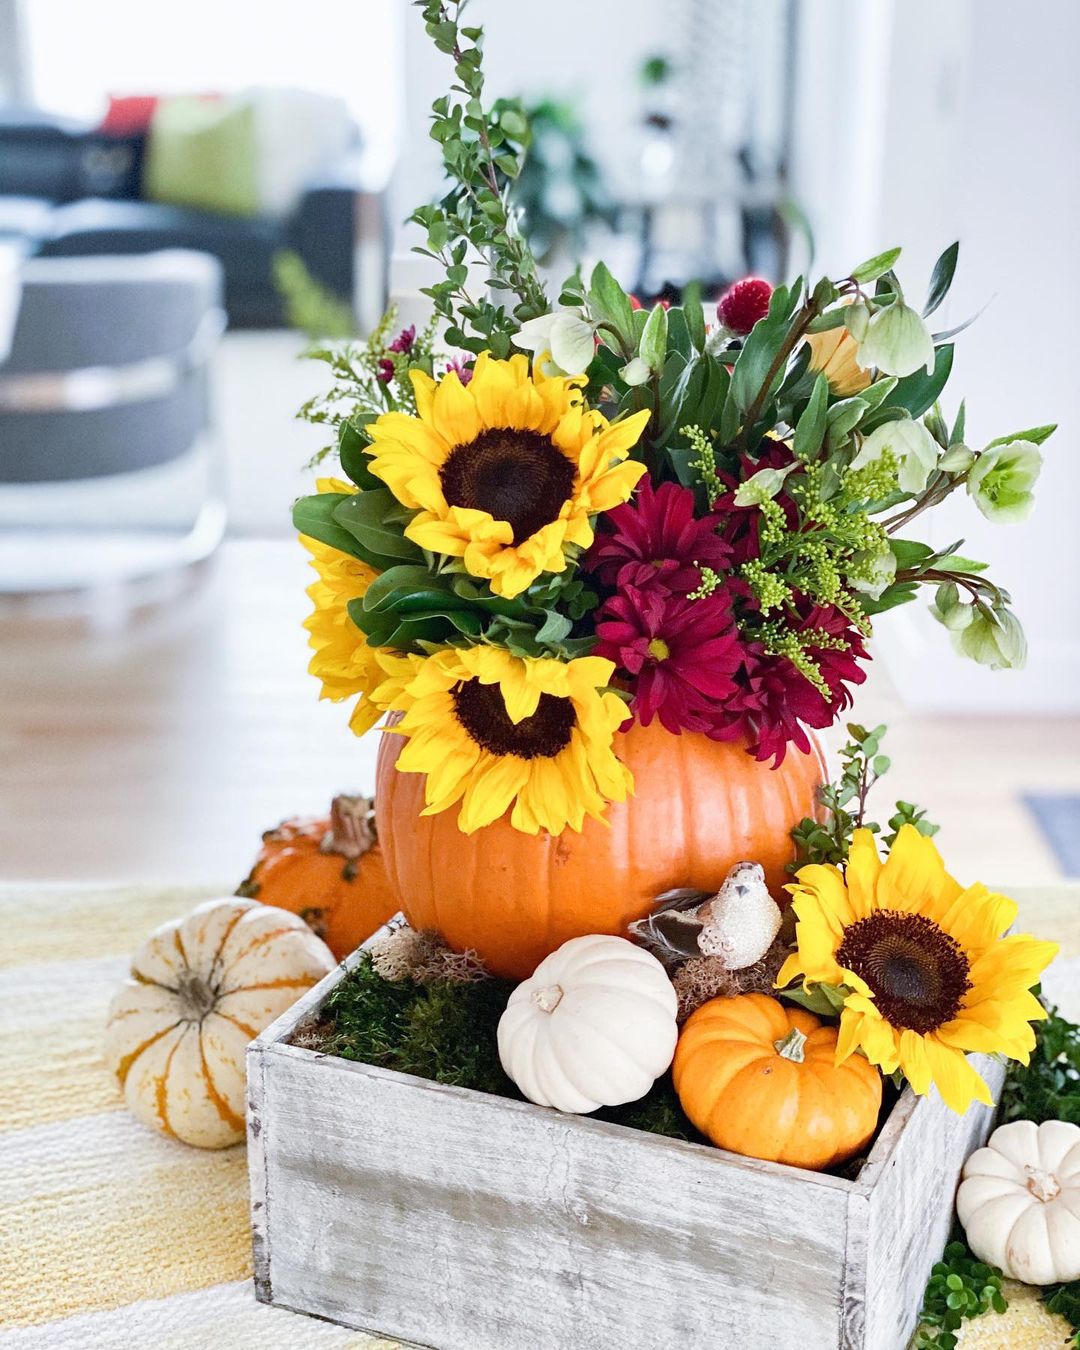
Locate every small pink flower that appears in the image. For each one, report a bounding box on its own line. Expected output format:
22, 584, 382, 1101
376, 358, 395, 384
717, 277, 773, 335
389, 325, 416, 354
445, 356, 474, 386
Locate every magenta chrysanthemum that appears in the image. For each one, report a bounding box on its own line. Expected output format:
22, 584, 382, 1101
594, 585, 742, 736
586, 478, 732, 592
721, 606, 870, 765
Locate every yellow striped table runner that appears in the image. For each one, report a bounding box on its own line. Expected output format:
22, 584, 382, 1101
1, 883, 1077, 1347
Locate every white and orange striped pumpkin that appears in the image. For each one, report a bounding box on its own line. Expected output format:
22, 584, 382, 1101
105, 897, 335, 1148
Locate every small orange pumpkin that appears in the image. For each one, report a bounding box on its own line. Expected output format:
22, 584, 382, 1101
375, 718, 826, 981
673, 992, 882, 1171
240, 794, 399, 959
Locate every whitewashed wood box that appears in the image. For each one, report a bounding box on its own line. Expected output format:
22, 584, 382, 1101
247, 936, 1005, 1350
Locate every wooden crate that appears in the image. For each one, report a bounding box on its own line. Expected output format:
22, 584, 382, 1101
247, 938, 1005, 1350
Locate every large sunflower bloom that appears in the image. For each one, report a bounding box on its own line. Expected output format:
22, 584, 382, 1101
777, 825, 1058, 1114
301, 477, 407, 736
374, 646, 633, 835
365, 352, 649, 599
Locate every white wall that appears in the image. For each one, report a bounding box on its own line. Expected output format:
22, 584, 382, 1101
792, 0, 1080, 712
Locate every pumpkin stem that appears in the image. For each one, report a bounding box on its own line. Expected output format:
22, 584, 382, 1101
323, 794, 378, 860
1024, 1165, 1062, 1203
774, 1026, 808, 1063
531, 984, 565, 1014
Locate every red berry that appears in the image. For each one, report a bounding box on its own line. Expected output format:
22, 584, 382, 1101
717, 277, 773, 335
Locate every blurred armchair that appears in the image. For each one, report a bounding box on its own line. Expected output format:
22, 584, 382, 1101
0, 106, 389, 329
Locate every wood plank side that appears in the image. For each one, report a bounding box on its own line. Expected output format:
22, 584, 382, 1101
860, 1055, 1006, 1350
246, 1037, 272, 1303
258, 1044, 850, 1350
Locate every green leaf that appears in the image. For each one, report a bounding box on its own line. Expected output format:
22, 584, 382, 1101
292, 492, 367, 561
588, 261, 634, 354
338, 421, 381, 490
640, 303, 669, 372
851, 246, 902, 284
825, 396, 869, 447
332, 489, 425, 565
793, 373, 829, 460
985, 423, 1057, 449
730, 303, 789, 412
923, 241, 959, 318
880, 344, 954, 419
682, 282, 707, 351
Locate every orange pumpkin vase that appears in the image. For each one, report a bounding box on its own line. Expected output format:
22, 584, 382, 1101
375, 718, 827, 981
240, 794, 399, 959
673, 992, 883, 1170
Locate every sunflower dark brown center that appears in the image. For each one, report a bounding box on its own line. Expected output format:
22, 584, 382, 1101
439, 428, 577, 543
836, 910, 971, 1034
452, 679, 575, 759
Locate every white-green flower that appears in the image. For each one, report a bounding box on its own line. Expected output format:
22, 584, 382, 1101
850, 419, 940, 494
849, 545, 896, 601
857, 301, 935, 378
967, 441, 1042, 523
954, 606, 1027, 670
618, 356, 651, 387
514, 310, 596, 375
733, 464, 794, 507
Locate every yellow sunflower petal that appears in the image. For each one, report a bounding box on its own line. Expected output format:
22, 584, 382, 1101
431, 369, 482, 446
845, 828, 882, 919
921, 1037, 995, 1114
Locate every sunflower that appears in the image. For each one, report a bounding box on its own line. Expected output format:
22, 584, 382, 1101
374, 645, 633, 835
365, 352, 650, 599
301, 477, 408, 736
777, 825, 1058, 1114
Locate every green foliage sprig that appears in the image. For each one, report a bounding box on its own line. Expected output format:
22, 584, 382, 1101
789, 723, 938, 872
411, 0, 549, 355
913, 1241, 1008, 1350
1044, 1284, 1080, 1348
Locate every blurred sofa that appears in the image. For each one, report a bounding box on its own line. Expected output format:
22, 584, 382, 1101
0, 106, 387, 328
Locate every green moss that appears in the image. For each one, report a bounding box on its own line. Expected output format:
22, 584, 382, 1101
307, 955, 699, 1141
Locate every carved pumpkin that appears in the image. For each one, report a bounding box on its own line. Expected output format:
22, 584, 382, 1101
240, 794, 399, 959
105, 898, 335, 1148
498, 935, 679, 1113
672, 992, 882, 1170
375, 719, 826, 980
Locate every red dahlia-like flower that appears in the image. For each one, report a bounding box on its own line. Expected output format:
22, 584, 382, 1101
722, 606, 870, 765
595, 585, 742, 736
717, 277, 773, 335
586, 478, 733, 593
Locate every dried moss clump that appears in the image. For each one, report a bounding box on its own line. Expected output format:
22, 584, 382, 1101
314, 954, 517, 1096
303, 954, 700, 1141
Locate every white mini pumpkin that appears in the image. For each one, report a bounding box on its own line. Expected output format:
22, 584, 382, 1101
957, 1119, 1080, 1284
497, 934, 678, 1114
105, 897, 335, 1148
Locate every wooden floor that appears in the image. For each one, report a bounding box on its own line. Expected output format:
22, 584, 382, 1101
1, 540, 1077, 887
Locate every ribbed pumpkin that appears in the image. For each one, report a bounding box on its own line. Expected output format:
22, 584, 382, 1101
673, 993, 882, 1170
375, 719, 827, 980
105, 897, 335, 1148
240, 794, 399, 959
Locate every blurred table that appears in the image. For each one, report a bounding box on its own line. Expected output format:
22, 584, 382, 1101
0, 542, 378, 885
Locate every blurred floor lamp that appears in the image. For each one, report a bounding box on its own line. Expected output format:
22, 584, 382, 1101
0, 250, 227, 598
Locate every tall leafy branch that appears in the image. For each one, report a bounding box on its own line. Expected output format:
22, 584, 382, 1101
411, 0, 548, 357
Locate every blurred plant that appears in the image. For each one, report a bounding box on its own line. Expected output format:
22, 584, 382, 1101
273, 251, 357, 341
504, 97, 614, 266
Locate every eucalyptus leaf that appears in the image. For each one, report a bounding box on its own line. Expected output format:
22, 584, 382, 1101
851, 246, 902, 284
923, 241, 959, 319
793, 373, 829, 460
880, 344, 954, 419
